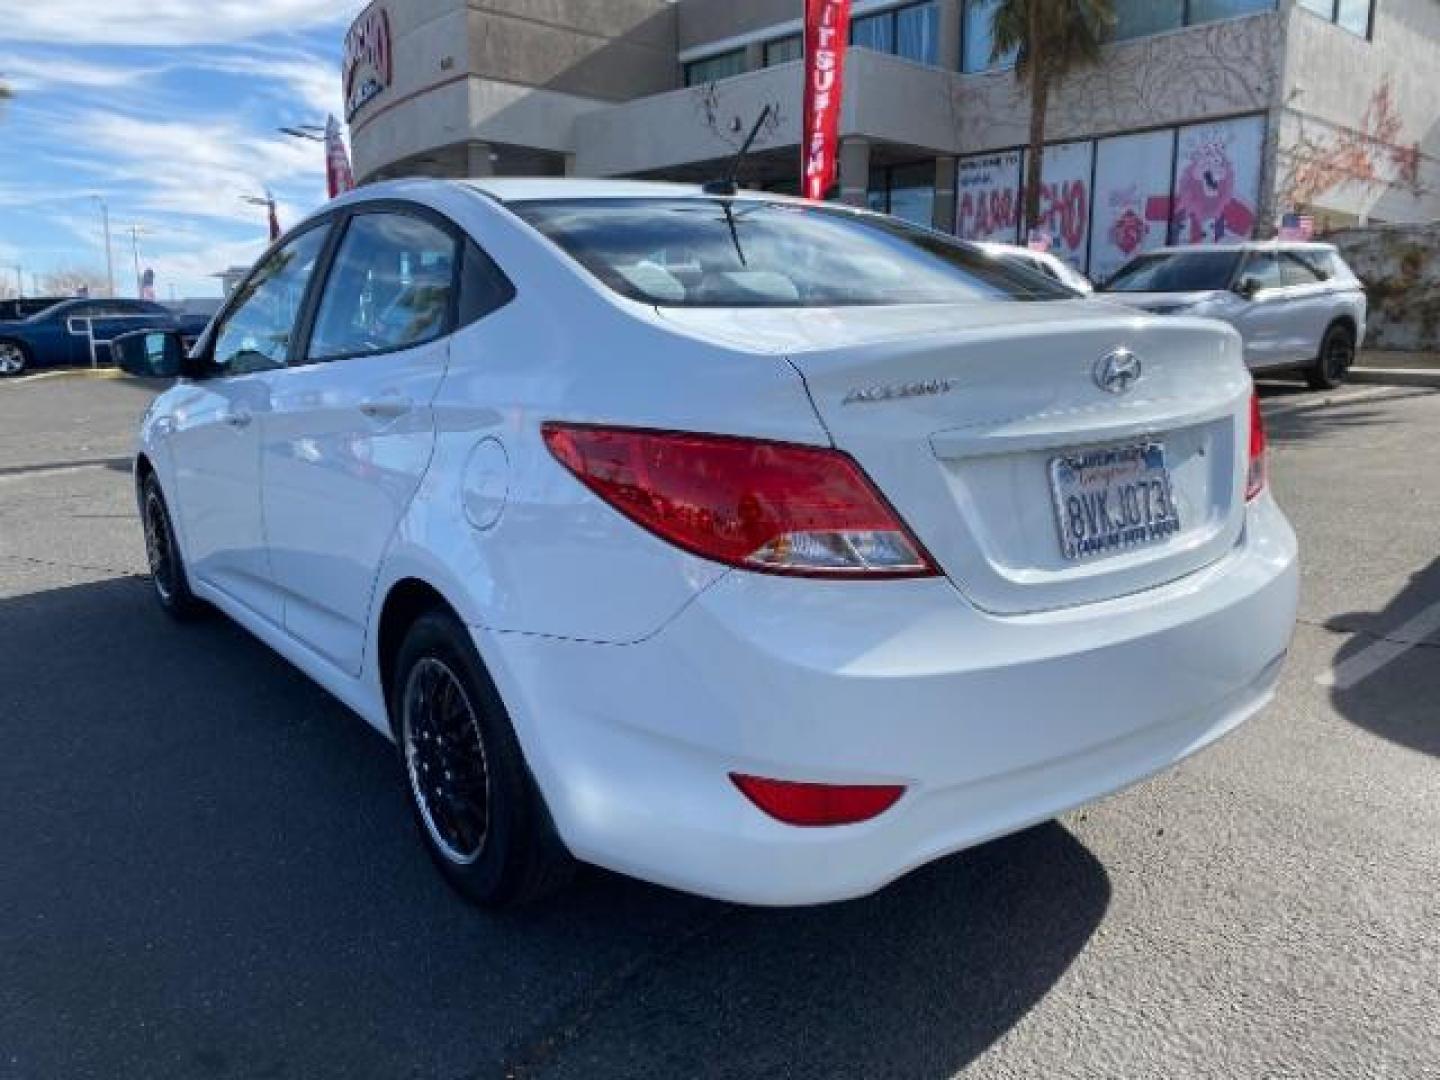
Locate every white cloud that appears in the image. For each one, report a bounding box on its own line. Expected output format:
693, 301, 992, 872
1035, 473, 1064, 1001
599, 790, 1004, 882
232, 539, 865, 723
0, 46, 343, 121
143, 234, 271, 298
198, 52, 345, 120
0, 0, 366, 46
68, 111, 326, 225
0, 53, 156, 91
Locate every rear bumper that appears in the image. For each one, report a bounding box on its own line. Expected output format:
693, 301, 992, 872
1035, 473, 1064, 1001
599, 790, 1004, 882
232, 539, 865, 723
480, 496, 1299, 906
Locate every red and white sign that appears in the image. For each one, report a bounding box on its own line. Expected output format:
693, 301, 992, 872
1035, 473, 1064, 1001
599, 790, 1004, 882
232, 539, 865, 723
956, 150, 1023, 243
1022, 140, 1094, 272
325, 115, 356, 198
801, 0, 852, 201
1091, 129, 1175, 282
343, 6, 392, 121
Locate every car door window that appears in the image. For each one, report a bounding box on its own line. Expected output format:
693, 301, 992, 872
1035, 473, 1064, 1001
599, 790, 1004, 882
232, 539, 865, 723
308, 212, 458, 362
1242, 253, 1282, 292
1281, 252, 1327, 286
212, 226, 328, 376
458, 239, 516, 326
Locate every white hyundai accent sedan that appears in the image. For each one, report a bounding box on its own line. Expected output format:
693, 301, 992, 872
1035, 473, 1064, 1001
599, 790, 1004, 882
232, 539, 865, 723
122, 178, 1298, 908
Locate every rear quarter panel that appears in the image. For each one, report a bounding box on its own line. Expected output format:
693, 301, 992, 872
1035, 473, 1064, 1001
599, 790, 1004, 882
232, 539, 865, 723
371, 184, 830, 646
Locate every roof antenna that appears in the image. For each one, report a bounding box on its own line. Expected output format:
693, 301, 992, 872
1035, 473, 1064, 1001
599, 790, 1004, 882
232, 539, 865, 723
703, 105, 773, 196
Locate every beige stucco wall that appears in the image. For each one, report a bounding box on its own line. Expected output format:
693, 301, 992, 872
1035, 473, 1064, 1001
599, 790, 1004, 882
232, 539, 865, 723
350, 0, 679, 181
351, 0, 1439, 227
575, 15, 1286, 177
949, 12, 1284, 153
1331, 223, 1440, 349
1275, 0, 1440, 224
676, 0, 797, 53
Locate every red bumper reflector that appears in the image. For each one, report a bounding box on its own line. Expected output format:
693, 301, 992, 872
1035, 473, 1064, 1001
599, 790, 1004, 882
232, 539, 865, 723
730, 773, 905, 827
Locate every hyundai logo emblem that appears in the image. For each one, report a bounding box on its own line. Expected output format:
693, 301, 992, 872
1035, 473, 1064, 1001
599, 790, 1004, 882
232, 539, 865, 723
1094, 348, 1142, 395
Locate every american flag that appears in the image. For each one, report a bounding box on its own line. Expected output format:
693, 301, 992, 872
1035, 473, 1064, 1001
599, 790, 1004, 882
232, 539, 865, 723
1279, 212, 1315, 240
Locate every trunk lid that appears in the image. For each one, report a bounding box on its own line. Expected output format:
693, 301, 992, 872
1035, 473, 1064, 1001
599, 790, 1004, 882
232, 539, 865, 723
1099, 289, 1230, 313
656, 301, 1252, 614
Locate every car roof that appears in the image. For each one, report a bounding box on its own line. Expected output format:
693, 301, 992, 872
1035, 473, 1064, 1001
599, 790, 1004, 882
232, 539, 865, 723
1149, 240, 1338, 254
463, 177, 724, 203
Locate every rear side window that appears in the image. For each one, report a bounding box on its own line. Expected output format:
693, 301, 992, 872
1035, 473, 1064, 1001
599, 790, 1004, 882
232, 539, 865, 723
510, 198, 1070, 307
1240, 252, 1282, 290
309, 212, 459, 361
1281, 252, 1325, 286
1102, 250, 1242, 292
458, 239, 516, 326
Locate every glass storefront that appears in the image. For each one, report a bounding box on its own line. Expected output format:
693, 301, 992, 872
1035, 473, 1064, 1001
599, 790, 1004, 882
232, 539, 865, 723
868, 161, 937, 227
954, 114, 1269, 280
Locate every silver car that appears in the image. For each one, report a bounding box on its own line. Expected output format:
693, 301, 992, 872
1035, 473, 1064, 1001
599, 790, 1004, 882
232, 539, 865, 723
973, 241, 1095, 295
1099, 242, 1367, 390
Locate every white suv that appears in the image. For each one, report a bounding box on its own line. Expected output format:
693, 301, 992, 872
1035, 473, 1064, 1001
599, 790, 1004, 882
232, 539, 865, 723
1100, 242, 1367, 390
120, 179, 1298, 908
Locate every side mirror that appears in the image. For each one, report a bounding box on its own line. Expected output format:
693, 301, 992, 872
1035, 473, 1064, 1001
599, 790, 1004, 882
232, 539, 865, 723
111, 329, 185, 379
1234, 276, 1263, 300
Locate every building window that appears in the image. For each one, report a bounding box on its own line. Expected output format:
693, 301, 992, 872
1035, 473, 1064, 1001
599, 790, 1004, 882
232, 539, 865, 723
684, 49, 747, 87
851, 2, 939, 66
851, 11, 896, 53
895, 2, 939, 65
868, 160, 937, 227
764, 34, 803, 66
1186, 0, 1276, 26
961, 0, 1018, 73
1112, 0, 1184, 40
960, 0, 1275, 74
1300, 0, 1373, 37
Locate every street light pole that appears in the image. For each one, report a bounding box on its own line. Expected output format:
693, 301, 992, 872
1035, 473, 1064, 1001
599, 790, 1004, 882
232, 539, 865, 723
128, 225, 146, 297
92, 195, 116, 298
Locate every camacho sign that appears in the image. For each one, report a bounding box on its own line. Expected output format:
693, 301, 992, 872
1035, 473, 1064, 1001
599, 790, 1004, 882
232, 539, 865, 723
343, 6, 392, 121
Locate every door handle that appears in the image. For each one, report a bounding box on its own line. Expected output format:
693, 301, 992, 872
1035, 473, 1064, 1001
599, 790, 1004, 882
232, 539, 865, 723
359, 396, 413, 420
222, 409, 253, 429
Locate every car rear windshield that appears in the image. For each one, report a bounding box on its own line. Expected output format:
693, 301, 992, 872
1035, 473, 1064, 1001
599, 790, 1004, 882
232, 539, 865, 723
508, 198, 1073, 307
1101, 251, 1242, 293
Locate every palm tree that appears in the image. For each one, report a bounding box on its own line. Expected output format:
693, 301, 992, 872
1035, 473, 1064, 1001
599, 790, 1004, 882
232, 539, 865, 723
990, 0, 1114, 238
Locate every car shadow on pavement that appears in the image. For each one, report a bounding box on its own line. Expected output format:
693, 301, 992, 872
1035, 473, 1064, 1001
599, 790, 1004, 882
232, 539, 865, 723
0, 576, 1110, 1080
1325, 558, 1440, 758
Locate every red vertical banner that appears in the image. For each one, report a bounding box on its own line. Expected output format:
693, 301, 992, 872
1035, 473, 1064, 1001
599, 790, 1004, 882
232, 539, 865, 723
802, 0, 852, 201
324, 114, 356, 199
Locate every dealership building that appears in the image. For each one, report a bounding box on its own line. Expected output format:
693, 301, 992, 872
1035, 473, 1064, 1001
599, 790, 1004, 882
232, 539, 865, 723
345, 0, 1439, 278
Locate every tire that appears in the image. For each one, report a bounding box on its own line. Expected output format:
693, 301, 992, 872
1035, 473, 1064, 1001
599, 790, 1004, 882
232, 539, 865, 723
0, 340, 29, 377
391, 609, 574, 907
1307, 322, 1355, 391
140, 474, 205, 620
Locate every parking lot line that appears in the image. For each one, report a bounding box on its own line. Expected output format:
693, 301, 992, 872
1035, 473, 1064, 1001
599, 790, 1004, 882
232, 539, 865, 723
0, 461, 120, 486
1317, 600, 1440, 690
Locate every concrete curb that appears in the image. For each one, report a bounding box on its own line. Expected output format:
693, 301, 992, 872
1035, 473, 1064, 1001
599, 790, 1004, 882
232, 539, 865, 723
0, 367, 124, 386
1349, 367, 1440, 389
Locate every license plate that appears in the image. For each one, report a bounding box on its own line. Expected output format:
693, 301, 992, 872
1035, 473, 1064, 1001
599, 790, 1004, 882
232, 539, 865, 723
1049, 442, 1181, 561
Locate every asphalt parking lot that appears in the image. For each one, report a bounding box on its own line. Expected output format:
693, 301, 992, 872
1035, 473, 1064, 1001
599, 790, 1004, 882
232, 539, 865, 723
2, 371, 1437, 1080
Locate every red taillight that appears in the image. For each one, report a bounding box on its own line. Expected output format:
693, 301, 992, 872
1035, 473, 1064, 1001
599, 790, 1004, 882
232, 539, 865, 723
730, 774, 906, 827
541, 423, 938, 578
1246, 390, 1267, 501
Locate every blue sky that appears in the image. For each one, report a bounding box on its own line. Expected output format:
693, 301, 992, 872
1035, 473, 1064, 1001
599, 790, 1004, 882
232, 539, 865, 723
0, 1, 365, 299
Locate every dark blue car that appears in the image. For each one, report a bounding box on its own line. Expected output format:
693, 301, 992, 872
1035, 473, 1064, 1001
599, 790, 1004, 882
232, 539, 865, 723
0, 298, 181, 376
